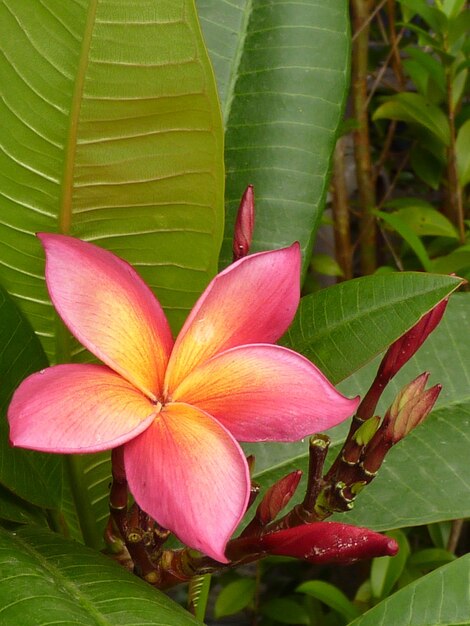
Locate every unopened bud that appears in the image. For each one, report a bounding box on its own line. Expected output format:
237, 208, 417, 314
257, 470, 302, 526
232, 184, 255, 261
259, 522, 398, 564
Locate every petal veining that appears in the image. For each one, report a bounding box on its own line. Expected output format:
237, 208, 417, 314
172, 345, 359, 441
165, 244, 301, 392
8, 364, 157, 453
124, 402, 250, 562
38, 234, 173, 399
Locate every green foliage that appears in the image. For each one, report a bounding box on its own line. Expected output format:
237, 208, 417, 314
0, 526, 199, 626
214, 577, 256, 619
196, 1, 351, 272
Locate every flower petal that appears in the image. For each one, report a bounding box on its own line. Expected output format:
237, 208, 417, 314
165, 244, 301, 392
38, 234, 173, 399
124, 402, 250, 562
8, 364, 157, 453
172, 345, 359, 441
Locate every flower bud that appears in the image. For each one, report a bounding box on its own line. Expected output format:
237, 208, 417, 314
259, 522, 398, 564
257, 470, 302, 526
232, 184, 255, 261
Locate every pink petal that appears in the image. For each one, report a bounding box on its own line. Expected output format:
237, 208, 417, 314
124, 402, 250, 562
38, 234, 173, 399
258, 522, 399, 564
172, 345, 359, 441
8, 364, 157, 453
165, 244, 301, 391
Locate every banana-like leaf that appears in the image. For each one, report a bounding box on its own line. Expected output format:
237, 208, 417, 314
196, 0, 350, 268
0, 526, 200, 625
349, 555, 470, 626
250, 294, 470, 530
0, 0, 224, 361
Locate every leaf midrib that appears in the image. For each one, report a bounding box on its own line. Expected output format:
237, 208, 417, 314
59, 0, 98, 235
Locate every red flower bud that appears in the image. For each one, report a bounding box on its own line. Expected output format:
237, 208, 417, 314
259, 522, 398, 564
257, 470, 302, 526
232, 184, 255, 261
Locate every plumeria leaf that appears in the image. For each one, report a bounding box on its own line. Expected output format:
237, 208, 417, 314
214, 578, 256, 619
196, 0, 350, 270
281, 272, 461, 384
0, 0, 224, 361
0, 284, 63, 509
252, 294, 470, 530
0, 484, 47, 526
0, 526, 200, 626
349, 555, 470, 626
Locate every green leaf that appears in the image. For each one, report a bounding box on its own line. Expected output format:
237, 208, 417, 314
456, 118, 470, 187
384, 201, 458, 239
311, 253, 344, 277
0, 0, 224, 358
431, 245, 470, 273
408, 548, 457, 571
296, 580, 360, 622
0, 526, 199, 626
442, 0, 466, 19
0, 484, 46, 526
281, 272, 461, 384
349, 555, 470, 626
0, 285, 63, 509
410, 144, 445, 189
375, 210, 433, 270
196, 1, 350, 270
261, 598, 310, 625
373, 93, 451, 146
251, 294, 470, 531
398, 0, 448, 33
370, 531, 410, 599
214, 577, 256, 619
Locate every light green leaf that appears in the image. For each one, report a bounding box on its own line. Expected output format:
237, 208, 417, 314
214, 577, 256, 619
373, 93, 450, 146
375, 210, 433, 270
250, 294, 470, 532
281, 272, 461, 384
0, 526, 199, 626
370, 531, 410, 599
385, 201, 458, 239
456, 119, 470, 187
311, 253, 344, 277
349, 555, 470, 626
296, 580, 360, 622
0, 0, 224, 359
196, 1, 350, 270
431, 245, 470, 273
0, 285, 63, 509
442, 0, 466, 19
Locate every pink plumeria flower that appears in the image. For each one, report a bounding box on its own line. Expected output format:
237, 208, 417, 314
8, 235, 359, 562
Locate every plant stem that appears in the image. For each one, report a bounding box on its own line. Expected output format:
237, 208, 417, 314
332, 136, 353, 280
351, 0, 377, 274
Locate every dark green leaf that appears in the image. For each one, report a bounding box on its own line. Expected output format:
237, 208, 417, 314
370, 531, 410, 599
214, 577, 256, 619
0, 285, 62, 509
281, 273, 461, 384
0, 526, 199, 625
0, 484, 46, 526
349, 555, 470, 626
408, 548, 456, 571
261, 598, 310, 625
197, 1, 350, 270
296, 580, 360, 621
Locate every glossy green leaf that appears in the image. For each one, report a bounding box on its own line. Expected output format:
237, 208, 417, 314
296, 580, 360, 622
349, 555, 470, 626
281, 272, 461, 384
250, 294, 470, 532
196, 1, 350, 269
375, 210, 432, 270
0, 285, 62, 509
214, 577, 256, 619
0, 526, 199, 626
456, 118, 470, 187
370, 531, 410, 599
385, 200, 458, 238
0, 0, 224, 359
373, 93, 450, 146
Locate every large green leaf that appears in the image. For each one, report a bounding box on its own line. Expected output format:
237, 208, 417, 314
196, 1, 350, 268
349, 555, 470, 626
0, 526, 199, 625
0, 0, 224, 359
0, 285, 62, 509
250, 294, 470, 531
281, 272, 461, 384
